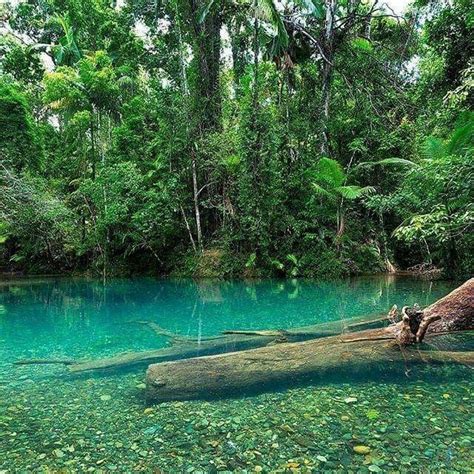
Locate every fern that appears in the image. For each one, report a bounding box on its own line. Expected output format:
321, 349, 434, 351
314, 157, 345, 187
356, 158, 417, 169
312, 182, 337, 200
422, 137, 446, 161
336, 185, 375, 200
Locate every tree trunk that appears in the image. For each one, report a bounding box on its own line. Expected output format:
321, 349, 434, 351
189, 0, 221, 131
14, 312, 388, 373
320, 0, 337, 156
146, 279, 474, 402
191, 151, 202, 251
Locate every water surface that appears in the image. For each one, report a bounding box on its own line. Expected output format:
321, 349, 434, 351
0, 276, 472, 471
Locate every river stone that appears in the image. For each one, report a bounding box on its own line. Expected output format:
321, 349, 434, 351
53, 449, 65, 458
369, 465, 382, 472
353, 445, 371, 455
295, 435, 312, 447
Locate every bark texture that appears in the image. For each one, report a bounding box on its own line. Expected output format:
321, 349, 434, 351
146, 279, 474, 402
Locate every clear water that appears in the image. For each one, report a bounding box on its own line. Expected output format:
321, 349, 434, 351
0, 276, 472, 472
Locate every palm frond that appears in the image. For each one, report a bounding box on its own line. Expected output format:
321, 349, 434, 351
336, 185, 375, 200
422, 137, 446, 161
259, 0, 289, 50
312, 183, 337, 201
314, 157, 345, 187
447, 116, 474, 156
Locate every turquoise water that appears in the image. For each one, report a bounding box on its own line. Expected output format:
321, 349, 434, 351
0, 276, 473, 471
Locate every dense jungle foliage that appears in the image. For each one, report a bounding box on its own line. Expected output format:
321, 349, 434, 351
0, 0, 473, 278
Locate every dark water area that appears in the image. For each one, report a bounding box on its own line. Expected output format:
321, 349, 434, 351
0, 276, 472, 472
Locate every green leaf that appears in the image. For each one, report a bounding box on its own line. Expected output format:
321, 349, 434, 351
336, 185, 375, 200
312, 182, 337, 200
259, 0, 289, 50
245, 252, 257, 268
293, 0, 324, 17
271, 259, 284, 270
198, 0, 216, 24
313, 157, 345, 187
351, 37, 373, 52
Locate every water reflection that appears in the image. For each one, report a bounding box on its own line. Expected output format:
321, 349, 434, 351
0, 275, 459, 363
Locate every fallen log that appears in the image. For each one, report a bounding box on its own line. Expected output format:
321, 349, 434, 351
398, 278, 474, 344
14, 312, 388, 373
14, 358, 76, 366
146, 278, 474, 402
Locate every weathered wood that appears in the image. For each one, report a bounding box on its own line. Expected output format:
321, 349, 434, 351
395, 278, 474, 344
13, 312, 388, 373
14, 358, 76, 366
145, 279, 474, 402
145, 333, 474, 402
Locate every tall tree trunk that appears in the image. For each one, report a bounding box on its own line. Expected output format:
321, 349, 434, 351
230, 16, 247, 97
320, 0, 337, 156
175, 2, 189, 96
185, 0, 222, 249
189, 0, 222, 131
192, 150, 202, 251
252, 6, 260, 116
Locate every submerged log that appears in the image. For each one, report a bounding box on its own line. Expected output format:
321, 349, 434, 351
145, 335, 474, 402
146, 279, 474, 402
14, 312, 387, 373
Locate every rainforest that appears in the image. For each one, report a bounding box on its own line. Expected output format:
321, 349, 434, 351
1, 2, 474, 472
0, 0, 472, 279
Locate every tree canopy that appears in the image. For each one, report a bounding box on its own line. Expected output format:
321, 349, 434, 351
0, 0, 472, 278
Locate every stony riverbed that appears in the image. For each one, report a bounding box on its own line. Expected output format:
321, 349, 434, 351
1, 363, 473, 472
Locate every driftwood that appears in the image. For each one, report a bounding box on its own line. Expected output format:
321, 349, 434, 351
146, 278, 474, 402
14, 312, 387, 373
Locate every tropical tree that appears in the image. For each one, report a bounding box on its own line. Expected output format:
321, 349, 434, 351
393, 115, 474, 274
309, 157, 374, 236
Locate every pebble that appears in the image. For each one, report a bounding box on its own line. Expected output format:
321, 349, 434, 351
369, 465, 382, 472
344, 397, 358, 404
1, 344, 471, 473
353, 445, 371, 455
53, 449, 64, 458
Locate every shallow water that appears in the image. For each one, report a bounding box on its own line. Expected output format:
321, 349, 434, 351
0, 275, 472, 472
